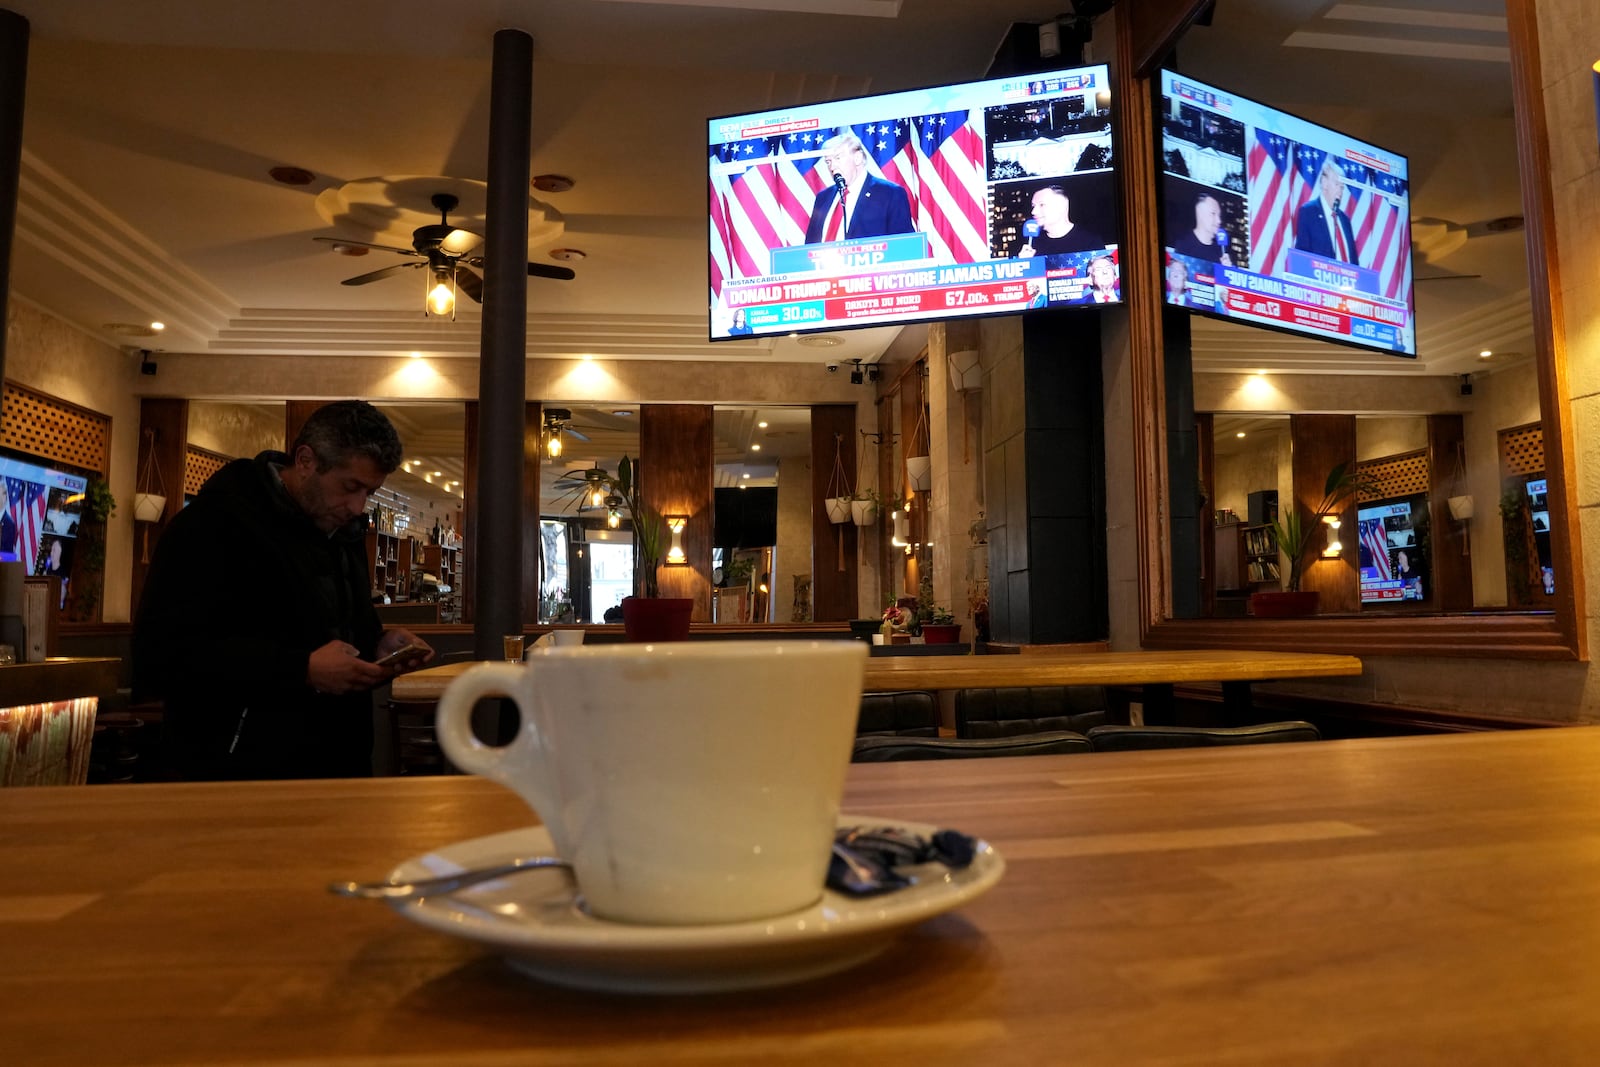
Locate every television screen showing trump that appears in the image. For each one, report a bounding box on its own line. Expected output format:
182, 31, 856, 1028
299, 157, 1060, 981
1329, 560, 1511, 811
707, 64, 1119, 341
1158, 68, 1417, 358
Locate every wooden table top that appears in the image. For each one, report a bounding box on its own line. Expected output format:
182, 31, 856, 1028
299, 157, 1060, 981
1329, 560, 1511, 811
391, 647, 1364, 701
5, 726, 1597, 1065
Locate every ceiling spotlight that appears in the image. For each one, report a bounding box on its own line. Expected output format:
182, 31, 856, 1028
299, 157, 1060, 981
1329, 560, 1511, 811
1479, 349, 1493, 358
758, 421, 769, 428
742, 472, 751, 479
149, 321, 165, 332
549, 248, 586, 261
1236, 431, 1247, 438
750, 443, 762, 451
532, 174, 575, 193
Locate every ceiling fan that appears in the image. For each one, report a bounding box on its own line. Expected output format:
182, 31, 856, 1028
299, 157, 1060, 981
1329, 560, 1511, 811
314, 192, 576, 315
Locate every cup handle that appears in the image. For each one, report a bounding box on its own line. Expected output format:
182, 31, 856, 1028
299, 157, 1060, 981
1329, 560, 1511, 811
433, 663, 544, 795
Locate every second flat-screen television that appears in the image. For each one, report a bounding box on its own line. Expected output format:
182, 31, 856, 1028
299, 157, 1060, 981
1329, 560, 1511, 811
1, 452, 87, 607
1158, 69, 1417, 357
708, 64, 1119, 340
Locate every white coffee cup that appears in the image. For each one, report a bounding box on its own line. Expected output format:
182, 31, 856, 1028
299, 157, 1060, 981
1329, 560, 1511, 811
434, 640, 867, 925
533, 629, 584, 650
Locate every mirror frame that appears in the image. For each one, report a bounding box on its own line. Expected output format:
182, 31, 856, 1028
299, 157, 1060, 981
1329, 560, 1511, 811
1114, 0, 1585, 659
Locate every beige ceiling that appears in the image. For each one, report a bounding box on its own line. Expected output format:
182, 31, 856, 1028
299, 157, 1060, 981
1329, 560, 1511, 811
2, 0, 1529, 381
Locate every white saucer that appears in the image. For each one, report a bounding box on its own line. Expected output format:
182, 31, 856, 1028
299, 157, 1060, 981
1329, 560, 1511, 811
386, 815, 1004, 994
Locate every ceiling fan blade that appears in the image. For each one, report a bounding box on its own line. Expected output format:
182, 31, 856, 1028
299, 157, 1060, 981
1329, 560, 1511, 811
454, 266, 485, 304
440, 228, 483, 256
528, 262, 577, 281
341, 261, 425, 286
564, 426, 592, 442
314, 236, 422, 258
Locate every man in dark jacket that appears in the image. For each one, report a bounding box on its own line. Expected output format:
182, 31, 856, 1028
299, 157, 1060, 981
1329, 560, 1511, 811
133, 401, 433, 780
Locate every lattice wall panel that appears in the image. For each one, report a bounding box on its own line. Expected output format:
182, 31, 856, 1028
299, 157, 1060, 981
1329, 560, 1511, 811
0, 383, 109, 475
184, 447, 230, 496
1357, 449, 1429, 501
1499, 423, 1545, 478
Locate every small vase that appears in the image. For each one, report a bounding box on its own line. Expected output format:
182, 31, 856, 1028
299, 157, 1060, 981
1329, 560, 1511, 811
621, 596, 694, 642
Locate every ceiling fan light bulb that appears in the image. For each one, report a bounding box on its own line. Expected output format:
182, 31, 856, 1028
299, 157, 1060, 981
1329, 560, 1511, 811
546, 432, 563, 458
427, 279, 455, 317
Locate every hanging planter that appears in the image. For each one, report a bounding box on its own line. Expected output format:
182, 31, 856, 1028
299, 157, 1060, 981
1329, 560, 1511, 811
824, 431, 853, 525
850, 496, 879, 526
906, 456, 932, 492
826, 496, 852, 524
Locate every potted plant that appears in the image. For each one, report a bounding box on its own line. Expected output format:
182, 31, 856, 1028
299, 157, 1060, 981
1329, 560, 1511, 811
564, 456, 692, 641
850, 487, 883, 526
914, 575, 961, 643
1251, 462, 1374, 618
65, 477, 116, 622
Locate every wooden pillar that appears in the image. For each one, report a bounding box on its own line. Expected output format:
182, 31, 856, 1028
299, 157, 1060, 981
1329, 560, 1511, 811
1428, 414, 1473, 611
810, 405, 858, 621
639, 405, 713, 620
1291, 414, 1358, 613
284, 401, 322, 453
130, 398, 188, 621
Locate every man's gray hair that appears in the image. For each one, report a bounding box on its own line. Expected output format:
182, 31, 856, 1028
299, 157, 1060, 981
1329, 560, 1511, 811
292, 400, 403, 474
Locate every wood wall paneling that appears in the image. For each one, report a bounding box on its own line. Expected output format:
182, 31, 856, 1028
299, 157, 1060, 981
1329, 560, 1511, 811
1428, 414, 1473, 612
131, 398, 189, 621
1292, 415, 1357, 614
810, 405, 858, 621
639, 405, 714, 618
284, 401, 321, 455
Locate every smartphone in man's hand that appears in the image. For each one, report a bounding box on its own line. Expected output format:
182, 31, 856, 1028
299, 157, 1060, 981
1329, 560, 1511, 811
373, 643, 429, 669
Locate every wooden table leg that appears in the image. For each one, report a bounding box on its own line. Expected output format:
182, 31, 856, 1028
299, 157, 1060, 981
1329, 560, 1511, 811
1141, 683, 1175, 724
1222, 680, 1254, 719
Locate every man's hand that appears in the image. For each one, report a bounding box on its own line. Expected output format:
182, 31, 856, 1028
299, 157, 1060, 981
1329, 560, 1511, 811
375, 628, 436, 674
308, 640, 388, 694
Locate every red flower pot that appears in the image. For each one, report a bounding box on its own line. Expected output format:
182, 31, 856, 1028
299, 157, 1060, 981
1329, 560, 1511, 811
1248, 591, 1320, 618
621, 596, 694, 642
920, 622, 962, 644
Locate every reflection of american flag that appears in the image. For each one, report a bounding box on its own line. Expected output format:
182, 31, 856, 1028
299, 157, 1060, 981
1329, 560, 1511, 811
1359, 517, 1392, 580
5, 477, 46, 573
709, 112, 986, 303
1246, 131, 1312, 277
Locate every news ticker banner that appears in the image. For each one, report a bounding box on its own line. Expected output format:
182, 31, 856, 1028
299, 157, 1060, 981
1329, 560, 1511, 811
723, 240, 1120, 333
1171, 253, 1413, 353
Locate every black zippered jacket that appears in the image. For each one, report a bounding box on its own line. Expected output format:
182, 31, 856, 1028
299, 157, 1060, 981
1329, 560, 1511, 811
132, 451, 381, 779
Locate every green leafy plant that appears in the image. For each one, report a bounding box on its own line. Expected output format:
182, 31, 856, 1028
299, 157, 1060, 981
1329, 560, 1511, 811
915, 574, 955, 628
558, 456, 664, 598
1269, 462, 1376, 592
722, 555, 755, 588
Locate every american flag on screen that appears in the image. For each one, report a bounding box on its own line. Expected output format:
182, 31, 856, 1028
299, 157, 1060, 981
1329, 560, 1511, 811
1359, 517, 1392, 580
709, 112, 987, 303
5, 477, 47, 573
1246, 131, 1312, 277
1336, 159, 1411, 301
908, 110, 987, 265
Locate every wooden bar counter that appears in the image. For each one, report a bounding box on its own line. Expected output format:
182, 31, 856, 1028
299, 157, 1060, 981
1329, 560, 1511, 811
391, 647, 1364, 702
5, 726, 1599, 1064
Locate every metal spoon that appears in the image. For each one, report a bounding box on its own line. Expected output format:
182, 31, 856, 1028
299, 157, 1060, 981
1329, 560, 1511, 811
329, 856, 572, 901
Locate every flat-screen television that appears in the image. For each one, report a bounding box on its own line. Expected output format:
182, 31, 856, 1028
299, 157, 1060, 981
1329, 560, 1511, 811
1158, 69, 1416, 357
1526, 477, 1555, 595
708, 64, 1119, 340
1358, 494, 1428, 604
1, 453, 87, 607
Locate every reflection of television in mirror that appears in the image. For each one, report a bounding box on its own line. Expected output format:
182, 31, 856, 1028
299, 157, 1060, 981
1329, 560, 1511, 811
708, 63, 1120, 339
1357, 494, 1429, 605
1, 452, 89, 610
1158, 69, 1416, 357
1526, 477, 1554, 594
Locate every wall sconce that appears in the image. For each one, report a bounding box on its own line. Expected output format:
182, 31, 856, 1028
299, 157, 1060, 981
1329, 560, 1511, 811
664, 515, 688, 565
1321, 515, 1342, 558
